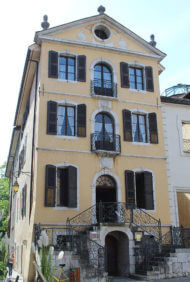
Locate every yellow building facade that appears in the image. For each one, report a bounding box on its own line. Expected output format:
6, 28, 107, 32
6, 8, 172, 281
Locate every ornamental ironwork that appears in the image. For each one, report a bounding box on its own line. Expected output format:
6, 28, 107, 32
91, 133, 121, 154
96, 175, 115, 187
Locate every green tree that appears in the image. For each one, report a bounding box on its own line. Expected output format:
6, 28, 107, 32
0, 163, 9, 234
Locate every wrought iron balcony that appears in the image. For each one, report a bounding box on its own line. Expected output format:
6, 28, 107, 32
183, 139, 190, 152
90, 79, 117, 98
91, 133, 121, 155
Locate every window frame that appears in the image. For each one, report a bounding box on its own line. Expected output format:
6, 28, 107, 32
129, 66, 144, 91
54, 163, 79, 210
57, 105, 76, 137
132, 113, 148, 143
58, 55, 76, 81
133, 170, 155, 211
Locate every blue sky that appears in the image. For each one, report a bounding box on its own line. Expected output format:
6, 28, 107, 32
0, 0, 190, 164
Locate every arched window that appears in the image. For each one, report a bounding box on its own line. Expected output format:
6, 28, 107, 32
94, 113, 114, 151
94, 63, 113, 96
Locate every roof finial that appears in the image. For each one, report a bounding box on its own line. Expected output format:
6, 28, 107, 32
98, 5, 106, 15
149, 34, 156, 47
41, 15, 50, 30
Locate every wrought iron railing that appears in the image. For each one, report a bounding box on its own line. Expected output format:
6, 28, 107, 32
183, 139, 190, 152
91, 133, 121, 154
90, 79, 117, 97
135, 226, 190, 274
71, 232, 105, 278
68, 202, 161, 240
34, 223, 105, 278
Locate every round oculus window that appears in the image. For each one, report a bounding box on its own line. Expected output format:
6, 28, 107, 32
94, 25, 110, 40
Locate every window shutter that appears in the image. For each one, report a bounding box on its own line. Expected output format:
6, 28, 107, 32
47, 101, 57, 135
77, 104, 86, 137
145, 66, 154, 92
77, 55, 86, 82
67, 166, 77, 208
148, 112, 158, 144
122, 109, 132, 141
45, 165, 56, 207
48, 51, 58, 78
143, 171, 154, 210
120, 62, 129, 88
125, 170, 135, 207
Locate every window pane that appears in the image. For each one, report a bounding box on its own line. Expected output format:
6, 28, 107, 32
59, 65, 66, 72
94, 71, 101, 79
68, 116, 74, 126
137, 76, 142, 83
59, 57, 66, 65
59, 72, 66, 80
103, 72, 111, 81
103, 66, 110, 73
129, 68, 135, 75
95, 65, 101, 71
68, 65, 75, 73
67, 107, 74, 116
68, 73, 75, 81
58, 106, 65, 116
136, 69, 142, 76
130, 81, 135, 89
68, 58, 75, 66
137, 83, 143, 90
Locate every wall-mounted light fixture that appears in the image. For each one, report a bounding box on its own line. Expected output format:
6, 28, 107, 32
13, 171, 31, 193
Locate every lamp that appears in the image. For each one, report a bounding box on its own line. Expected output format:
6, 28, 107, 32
12, 171, 31, 193
13, 180, 19, 193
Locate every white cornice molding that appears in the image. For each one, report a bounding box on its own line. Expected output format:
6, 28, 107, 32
38, 35, 162, 60
39, 89, 161, 108
35, 14, 165, 59
37, 147, 166, 159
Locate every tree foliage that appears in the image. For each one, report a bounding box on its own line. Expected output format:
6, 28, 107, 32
0, 163, 9, 234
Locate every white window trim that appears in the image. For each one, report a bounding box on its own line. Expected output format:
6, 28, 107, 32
90, 58, 117, 83
55, 100, 78, 139
179, 120, 190, 156
92, 23, 112, 43
131, 108, 150, 144
91, 108, 119, 135
128, 61, 147, 93
57, 50, 78, 83
133, 168, 156, 212
53, 162, 79, 210
92, 170, 122, 206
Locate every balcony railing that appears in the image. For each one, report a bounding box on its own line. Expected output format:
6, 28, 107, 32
90, 79, 117, 98
91, 133, 121, 154
183, 139, 190, 152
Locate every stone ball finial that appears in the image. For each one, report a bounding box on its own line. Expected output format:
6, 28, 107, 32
98, 5, 106, 15
41, 15, 50, 30
149, 34, 156, 47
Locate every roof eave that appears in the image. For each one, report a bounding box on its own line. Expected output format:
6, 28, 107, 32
34, 13, 166, 60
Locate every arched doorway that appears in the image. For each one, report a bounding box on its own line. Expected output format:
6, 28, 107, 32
96, 175, 117, 223
105, 231, 129, 277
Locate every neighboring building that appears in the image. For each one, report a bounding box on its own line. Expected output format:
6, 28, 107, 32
161, 84, 190, 228
6, 7, 181, 281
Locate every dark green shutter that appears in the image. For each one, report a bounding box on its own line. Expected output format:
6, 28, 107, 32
77, 55, 86, 82
143, 171, 154, 210
67, 166, 77, 208
120, 62, 129, 88
48, 51, 58, 78
45, 165, 56, 207
125, 170, 135, 207
122, 109, 132, 141
145, 66, 154, 92
47, 101, 57, 135
77, 104, 86, 137
148, 112, 158, 144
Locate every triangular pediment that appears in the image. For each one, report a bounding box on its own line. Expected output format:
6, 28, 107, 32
35, 14, 165, 59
